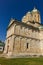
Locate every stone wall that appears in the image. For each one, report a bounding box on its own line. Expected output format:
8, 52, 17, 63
4, 20, 42, 57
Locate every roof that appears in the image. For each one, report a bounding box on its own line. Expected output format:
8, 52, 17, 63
0, 42, 5, 46
7, 19, 41, 32
8, 18, 15, 27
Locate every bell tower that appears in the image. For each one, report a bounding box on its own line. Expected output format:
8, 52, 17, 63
32, 7, 41, 23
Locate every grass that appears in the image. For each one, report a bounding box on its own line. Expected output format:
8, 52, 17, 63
0, 57, 43, 65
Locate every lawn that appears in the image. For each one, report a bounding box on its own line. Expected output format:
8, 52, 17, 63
0, 57, 43, 65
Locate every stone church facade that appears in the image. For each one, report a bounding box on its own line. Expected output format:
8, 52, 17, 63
4, 7, 43, 57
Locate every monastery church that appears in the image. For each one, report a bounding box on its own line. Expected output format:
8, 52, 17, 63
4, 7, 43, 57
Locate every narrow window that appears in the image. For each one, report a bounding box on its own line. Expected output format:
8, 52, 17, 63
8, 40, 9, 43
27, 43, 29, 49
35, 15, 36, 17
7, 45, 9, 53
38, 15, 39, 21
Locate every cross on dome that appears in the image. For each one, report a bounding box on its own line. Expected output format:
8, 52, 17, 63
32, 6, 38, 12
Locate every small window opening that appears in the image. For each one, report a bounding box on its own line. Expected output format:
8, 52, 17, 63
27, 43, 29, 49
8, 40, 9, 43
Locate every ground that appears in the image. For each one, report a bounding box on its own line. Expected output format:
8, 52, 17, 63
0, 57, 43, 65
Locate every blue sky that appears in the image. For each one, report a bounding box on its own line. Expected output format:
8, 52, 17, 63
0, 0, 43, 41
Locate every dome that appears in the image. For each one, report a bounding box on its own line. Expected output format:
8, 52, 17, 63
32, 7, 39, 12
22, 16, 26, 22
26, 11, 31, 15
27, 11, 31, 14
22, 16, 26, 20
